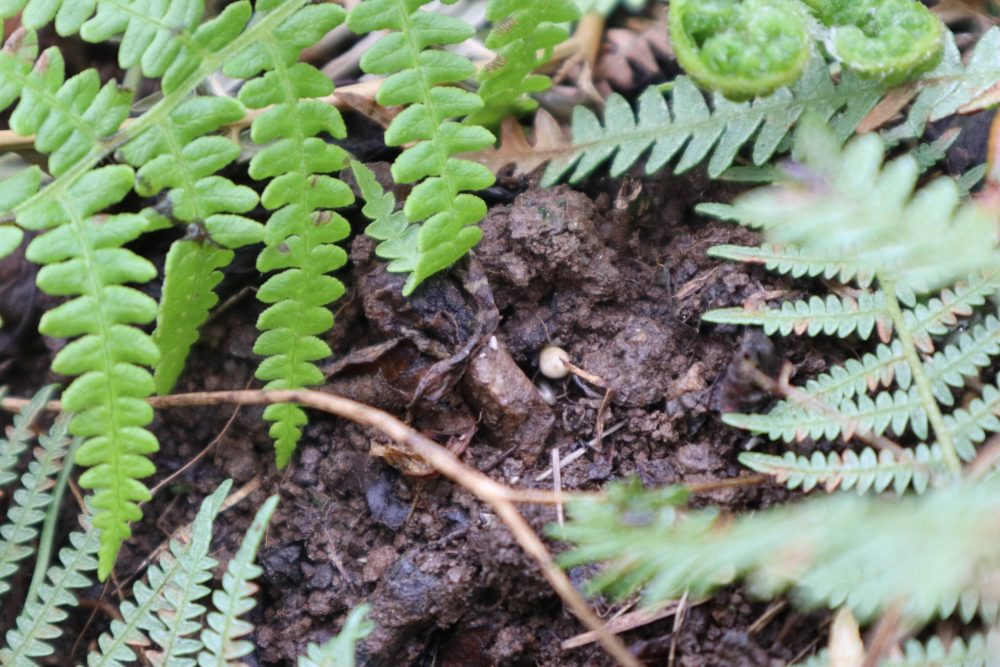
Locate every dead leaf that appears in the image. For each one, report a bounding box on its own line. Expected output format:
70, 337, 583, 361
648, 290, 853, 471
828, 607, 865, 667
466, 109, 571, 177
857, 84, 919, 134
598, 19, 671, 90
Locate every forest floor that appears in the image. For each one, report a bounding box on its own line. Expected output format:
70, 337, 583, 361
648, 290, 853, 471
0, 1, 990, 665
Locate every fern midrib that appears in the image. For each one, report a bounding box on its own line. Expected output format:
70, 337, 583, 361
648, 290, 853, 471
59, 191, 132, 536
0, 447, 59, 575
396, 0, 472, 218
883, 280, 962, 474
160, 115, 208, 223
10, 0, 310, 219
743, 389, 923, 430
90, 547, 194, 667
3, 527, 99, 663
261, 35, 320, 395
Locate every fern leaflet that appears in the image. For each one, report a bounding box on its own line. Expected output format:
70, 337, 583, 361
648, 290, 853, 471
0, 406, 72, 598
197, 494, 279, 667
348, 0, 496, 295
468, 0, 579, 127
221, 0, 351, 468
351, 160, 420, 275
0, 385, 53, 488
297, 605, 374, 667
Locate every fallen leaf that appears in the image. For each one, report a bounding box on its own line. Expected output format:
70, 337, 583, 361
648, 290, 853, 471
466, 109, 571, 177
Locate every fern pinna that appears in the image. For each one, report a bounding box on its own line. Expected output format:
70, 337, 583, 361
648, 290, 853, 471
703, 117, 1000, 491
0, 0, 335, 578
348, 0, 496, 295
468, 0, 580, 127
221, 1, 352, 469
544, 23, 1000, 186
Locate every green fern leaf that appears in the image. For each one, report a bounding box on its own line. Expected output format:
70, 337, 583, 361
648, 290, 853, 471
739, 445, 945, 495
702, 118, 1000, 293
468, 0, 579, 127
0, 512, 100, 664
557, 479, 1000, 623
0, 0, 306, 580
21, 165, 159, 581
348, 0, 496, 294
943, 374, 1000, 462
118, 93, 262, 395
85, 480, 231, 667
297, 605, 374, 667
798, 632, 992, 667
703, 292, 890, 340
0, 385, 53, 489
707, 243, 874, 287
542, 58, 884, 184
0, 410, 73, 599
351, 160, 420, 275
197, 494, 279, 667
224, 1, 351, 468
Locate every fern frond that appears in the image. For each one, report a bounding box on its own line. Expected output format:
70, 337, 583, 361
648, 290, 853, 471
557, 479, 1000, 623
796, 341, 908, 405
119, 91, 262, 395
923, 315, 1000, 406
468, 0, 579, 127
0, 513, 100, 663
702, 118, 1000, 293
703, 291, 890, 340
545, 25, 1000, 185
0, 385, 54, 488
798, 632, 992, 667
351, 160, 420, 276
221, 1, 350, 468
85, 481, 232, 667
297, 605, 374, 667
348, 0, 496, 295
0, 411, 73, 599
0, 0, 308, 579
707, 243, 874, 288
542, 59, 882, 184
724, 387, 926, 443
740, 445, 945, 494
197, 494, 279, 667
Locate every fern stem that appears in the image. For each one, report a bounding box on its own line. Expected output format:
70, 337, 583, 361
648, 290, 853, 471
883, 281, 962, 475
25, 434, 81, 609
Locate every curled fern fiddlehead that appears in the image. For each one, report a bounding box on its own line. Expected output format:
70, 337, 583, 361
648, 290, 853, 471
224, 0, 352, 468
803, 0, 945, 85
668, 0, 945, 99
348, 0, 496, 295
667, 0, 813, 99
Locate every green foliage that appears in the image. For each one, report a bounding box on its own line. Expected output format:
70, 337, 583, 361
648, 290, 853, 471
351, 160, 420, 275
0, 0, 313, 580
469, 0, 579, 127
799, 632, 995, 667
545, 26, 1000, 185
0, 464, 371, 665
348, 0, 496, 295
226, 1, 352, 468
0, 389, 73, 598
668, 0, 813, 100
668, 0, 943, 100
556, 478, 1000, 623
702, 119, 1000, 481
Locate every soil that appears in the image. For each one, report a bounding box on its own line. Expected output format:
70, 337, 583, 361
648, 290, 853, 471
0, 8, 869, 666
0, 164, 832, 665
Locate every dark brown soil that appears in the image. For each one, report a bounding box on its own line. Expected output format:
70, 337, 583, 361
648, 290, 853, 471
0, 165, 835, 666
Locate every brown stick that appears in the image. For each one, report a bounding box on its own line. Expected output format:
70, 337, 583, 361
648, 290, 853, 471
8, 389, 640, 667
